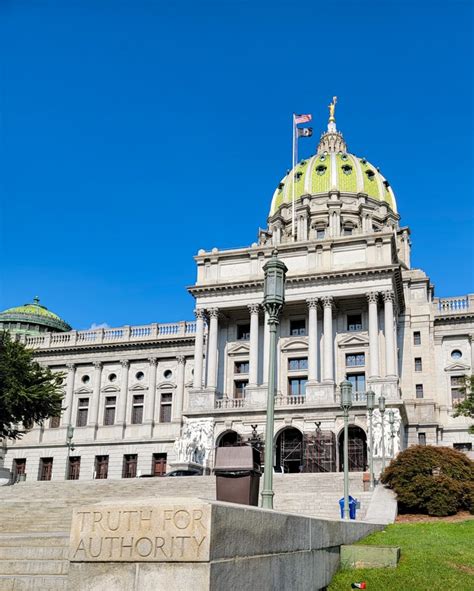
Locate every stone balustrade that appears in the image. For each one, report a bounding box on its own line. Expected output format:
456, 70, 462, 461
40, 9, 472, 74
434, 294, 473, 315
21, 321, 197, 349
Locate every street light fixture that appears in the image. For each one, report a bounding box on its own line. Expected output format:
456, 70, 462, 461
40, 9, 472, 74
366, 390, 375, 491
65, 425, 75, 480
340, 379, 353, 520
388, 410, 395, 458
378, 395, 386, 475
261, 251, 287, 510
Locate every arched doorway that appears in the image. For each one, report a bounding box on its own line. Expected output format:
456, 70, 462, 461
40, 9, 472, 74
217, 430, 242, 447
275, 428, 303, 473
338, 425, 367, 472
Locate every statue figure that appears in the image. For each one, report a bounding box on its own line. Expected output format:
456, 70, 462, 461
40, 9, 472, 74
174, 418, 214, 465
328, 96, 338, 120
371, 408, 401, 458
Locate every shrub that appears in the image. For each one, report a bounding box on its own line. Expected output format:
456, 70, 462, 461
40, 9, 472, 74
381, 445, 474, 516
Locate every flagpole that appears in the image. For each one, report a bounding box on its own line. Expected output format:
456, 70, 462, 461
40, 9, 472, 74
292, 114, 296, 240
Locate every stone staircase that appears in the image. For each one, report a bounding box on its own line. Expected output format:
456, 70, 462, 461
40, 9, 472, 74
0, 472, 370, 589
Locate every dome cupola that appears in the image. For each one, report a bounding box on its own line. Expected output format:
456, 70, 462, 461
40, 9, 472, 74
0, 296, 72, 336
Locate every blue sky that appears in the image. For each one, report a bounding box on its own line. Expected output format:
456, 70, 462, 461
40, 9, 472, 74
1, 1, 472, 329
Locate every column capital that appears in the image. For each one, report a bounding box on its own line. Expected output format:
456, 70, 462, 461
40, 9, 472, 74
194, 308, 206, 321
120, 359, 130, 368
306, 298, 319, 309
66, 363, 76, 371
176, 355, 186, 365
148, 357, 158, 366
207, 307, 219, 318
366, 291, 379, 304
93, 361, 103, 370
322, 295, 334, 308
248, 303, 260, 315
382, 290, 395, 303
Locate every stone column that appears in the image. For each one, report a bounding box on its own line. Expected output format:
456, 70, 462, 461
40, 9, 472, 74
383, 291, 396, 377
470, 335, 474, 372
307, 298, 319, 382
88, 362, 102, 427
322, 296, 334, 382
116, 360, 130, 425
144, 358, 158, 424
367, 292, 380, 378
248, 304, 260, 387
173, 355, 186, 421
262, 309, 270, 385
192, 309, 206, 389
63, 363, 76, 426
206, 308, 219, 389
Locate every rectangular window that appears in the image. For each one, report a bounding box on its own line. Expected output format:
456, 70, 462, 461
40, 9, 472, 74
347, 314, 362, 331
413, 331, 421, 345
234, 361, 249, 374
237, 323, 250, 340
122, 454, 138, 479
38, 458, 53, 481
152, 453, 167, 477
346, 353, 365, 367
95, 455, 109, 479
451, 375, 466, 406
347, 373, 366, 393
68, 457, 81, 480
414, 357, 422, 372
13, 459, 26, 476
418, 433, 426, 446
131, 395, 144, 424
288, 378, 307, 396
290, 319, 306, 336
343, 226, 353, 236
316, 229, 325, 239
288, 357, 308, 371
49, 415, 61, 429
416, 384, 424, 399
103, 396, 116, 426
160, 393, 172, 422
76, 398, 89, 427
234, 380, 248, 399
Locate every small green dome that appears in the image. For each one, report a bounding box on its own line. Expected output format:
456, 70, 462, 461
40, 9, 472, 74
0, 296, 72, 335
269, 125, 397, 218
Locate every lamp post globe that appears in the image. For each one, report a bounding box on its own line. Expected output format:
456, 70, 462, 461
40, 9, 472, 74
261, 250, 287, 510
340, 379, 353, 520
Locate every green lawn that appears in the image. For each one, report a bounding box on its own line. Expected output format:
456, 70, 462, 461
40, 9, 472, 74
329, 520, 474, 591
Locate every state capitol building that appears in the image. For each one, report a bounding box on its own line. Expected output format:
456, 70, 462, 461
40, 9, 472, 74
1, 106, 473, 482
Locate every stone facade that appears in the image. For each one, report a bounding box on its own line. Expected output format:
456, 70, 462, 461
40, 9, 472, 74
4, 116, 473, 481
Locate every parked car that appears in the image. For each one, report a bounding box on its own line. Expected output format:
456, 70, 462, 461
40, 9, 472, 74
165, 469, 203, 477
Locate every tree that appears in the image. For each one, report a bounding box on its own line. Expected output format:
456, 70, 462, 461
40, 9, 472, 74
0, 331, 64, 439
452, 374, 474, 435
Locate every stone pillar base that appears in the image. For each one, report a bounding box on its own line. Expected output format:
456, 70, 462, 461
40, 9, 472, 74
306, 383, 336, 404
188, 389, 216, 412
245, 386, 267, 407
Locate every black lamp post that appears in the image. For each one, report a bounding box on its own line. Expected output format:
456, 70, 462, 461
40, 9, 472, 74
261, 251, 287, 510
65, 425, 75, 479
378, 395, 386, 474
366, 390, 375, 491
340, 379, 353, 520
388, 410, 395, 458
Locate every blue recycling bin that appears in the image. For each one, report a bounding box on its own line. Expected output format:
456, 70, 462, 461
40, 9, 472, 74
339, 495, 357, 519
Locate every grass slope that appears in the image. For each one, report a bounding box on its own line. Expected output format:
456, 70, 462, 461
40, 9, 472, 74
329, 520, 474, 591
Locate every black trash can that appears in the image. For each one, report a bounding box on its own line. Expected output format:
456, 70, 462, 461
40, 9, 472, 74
214, 445, 261, 506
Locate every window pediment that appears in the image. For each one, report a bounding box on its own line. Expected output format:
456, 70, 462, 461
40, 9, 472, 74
338, 333, 369, 348
101, 385, 120, 393
74, 386, 92, 395
129, 383, 148, 391
228, 343, 250, 356
280, 338, 308, 352
157, 381, 176, 389
444, 362, 470, 372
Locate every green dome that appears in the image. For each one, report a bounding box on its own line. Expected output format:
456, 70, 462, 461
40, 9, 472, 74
269, 126, 397, 217
0, 296, 72, 335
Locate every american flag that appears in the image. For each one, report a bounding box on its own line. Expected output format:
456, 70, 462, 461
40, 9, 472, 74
294, 113, 312, 124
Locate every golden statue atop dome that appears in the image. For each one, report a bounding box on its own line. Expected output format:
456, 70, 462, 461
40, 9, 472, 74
328, 96, 337, 121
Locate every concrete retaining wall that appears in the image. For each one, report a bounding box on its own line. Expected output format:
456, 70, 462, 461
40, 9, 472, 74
68, 497, 384, 591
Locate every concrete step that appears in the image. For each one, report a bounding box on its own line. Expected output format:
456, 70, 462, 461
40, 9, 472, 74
0, 575, 68, 591
0, 546, 68, 560
0, 559, 68, 576
0, 534, 68, 548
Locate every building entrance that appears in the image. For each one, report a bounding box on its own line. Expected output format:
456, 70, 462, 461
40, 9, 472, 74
338, 425, 367, 472
275, 428, 303, 473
